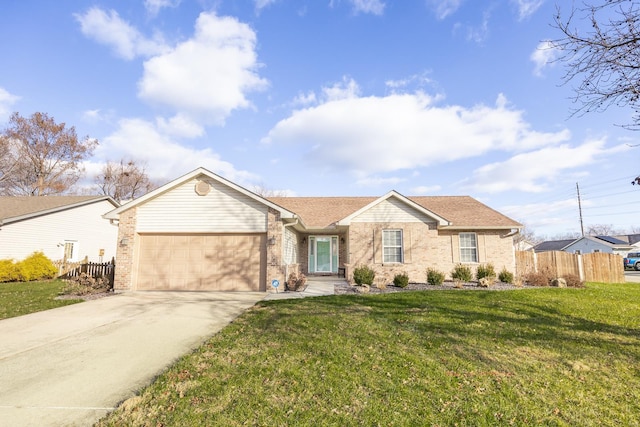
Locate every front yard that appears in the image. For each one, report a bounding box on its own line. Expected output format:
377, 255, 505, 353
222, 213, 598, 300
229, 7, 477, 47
0, 280, 82, 320
97, 282, 640, 426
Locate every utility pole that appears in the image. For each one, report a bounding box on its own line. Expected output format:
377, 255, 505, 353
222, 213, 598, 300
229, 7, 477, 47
576, 182, 585, 237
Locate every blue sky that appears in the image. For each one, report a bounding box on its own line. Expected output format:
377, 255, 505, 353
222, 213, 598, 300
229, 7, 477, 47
1, 0, 639, 238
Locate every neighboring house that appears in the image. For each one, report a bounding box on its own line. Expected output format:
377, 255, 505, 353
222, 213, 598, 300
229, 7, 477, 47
514, 238, 535, 251
564, 235, 634, 257
0, 196, 119, 263
532, 239, 577, 253
614, 234, 640, 250
105, 167, 522, 292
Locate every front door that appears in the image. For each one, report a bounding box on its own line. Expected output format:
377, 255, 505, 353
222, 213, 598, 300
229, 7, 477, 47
309, 236, 338, 274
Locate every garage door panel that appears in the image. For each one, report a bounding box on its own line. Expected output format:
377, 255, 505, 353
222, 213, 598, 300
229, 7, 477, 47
136, 234, 265, 291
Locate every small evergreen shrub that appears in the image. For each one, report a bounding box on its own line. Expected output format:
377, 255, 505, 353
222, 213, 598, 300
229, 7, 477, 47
16, 252, 57, 282
475, 263, 496, 281
426, 268, 445, 286
498, 267, 514, 284
393, 272, 409, 288
0, 259, 18, 282
353, 265, 375, 286
451, 263, 473, 282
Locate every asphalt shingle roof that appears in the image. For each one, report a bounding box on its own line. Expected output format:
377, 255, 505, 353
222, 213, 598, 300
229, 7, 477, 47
0, 196, 111, 223
268, 195, 521, 229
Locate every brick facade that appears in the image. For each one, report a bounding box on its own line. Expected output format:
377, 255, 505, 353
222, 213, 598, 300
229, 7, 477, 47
347, 222, 515, 284
113, 207, 137, 291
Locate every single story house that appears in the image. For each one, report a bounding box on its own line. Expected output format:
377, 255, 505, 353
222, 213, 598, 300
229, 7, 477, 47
564, 235, 633, 257
104, 167, 522, 292
0, 196, 119, 262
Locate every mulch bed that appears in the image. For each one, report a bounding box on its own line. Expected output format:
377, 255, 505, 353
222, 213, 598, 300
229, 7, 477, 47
335, 281, 531, 295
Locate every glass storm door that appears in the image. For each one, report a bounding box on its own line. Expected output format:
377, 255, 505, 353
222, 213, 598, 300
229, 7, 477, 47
309, 236, 338, 273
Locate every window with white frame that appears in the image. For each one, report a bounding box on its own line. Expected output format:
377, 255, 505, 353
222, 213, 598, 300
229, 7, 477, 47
459, 233, 478, 263
383, 229, 403, 263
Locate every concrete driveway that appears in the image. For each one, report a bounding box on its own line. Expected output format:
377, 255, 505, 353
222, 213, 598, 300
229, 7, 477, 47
0, 291, 264, 427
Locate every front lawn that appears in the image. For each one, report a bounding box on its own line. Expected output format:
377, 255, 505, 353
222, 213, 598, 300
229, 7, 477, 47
0, 279, 82, 320
98, 283, 640, 426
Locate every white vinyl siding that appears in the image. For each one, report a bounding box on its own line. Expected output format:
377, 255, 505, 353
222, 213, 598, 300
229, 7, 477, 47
460, 233, 478, 263
351, 198, 437, 224
0, 200, 118, 262
383, 229, 403, 263
283, 227, 298, 265
137, 177, 268, 233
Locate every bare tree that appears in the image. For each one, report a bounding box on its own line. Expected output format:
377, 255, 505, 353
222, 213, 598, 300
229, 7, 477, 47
513, 223, 542, 250
250, 182, 289, 198
0, 112, 97, 195
0, 136, 19, 187
95, 159, 155, 203
554, 1, 640, 128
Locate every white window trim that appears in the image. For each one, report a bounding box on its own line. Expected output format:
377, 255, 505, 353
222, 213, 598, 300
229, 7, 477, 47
382, 229, 403, 264
459, 232, 478, 263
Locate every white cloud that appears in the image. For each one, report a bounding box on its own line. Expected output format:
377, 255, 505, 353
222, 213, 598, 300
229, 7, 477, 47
531, 40, 559, 77
292, 91, 317, 107
263, 90, 570, 179
156, 113, 204, 138
0, 87, 20, 123
75, 7, 168, 60
144, 0, 181, 16
137, 12, 268, 125
93, 118, 256, 185
255, 0, 278, 12
350, 0, 385, 15
512, 0, 544, 21
321, 76, 360, 101
460, 139, 613, 193
428, 0, 463, 20
411, 185, 442, 194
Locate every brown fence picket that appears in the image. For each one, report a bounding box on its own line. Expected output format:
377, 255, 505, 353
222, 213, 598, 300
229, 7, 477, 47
55, 258, 116, 288
515, 251, 624, 284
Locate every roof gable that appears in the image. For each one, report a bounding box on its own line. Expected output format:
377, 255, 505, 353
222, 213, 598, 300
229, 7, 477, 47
104, 167, 296, 220
337, 191, 450, 226
0, 196, 118, 225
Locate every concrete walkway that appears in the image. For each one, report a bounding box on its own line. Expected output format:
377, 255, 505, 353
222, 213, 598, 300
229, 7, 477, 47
263, 276, 342, 300
0, 291, 264, 427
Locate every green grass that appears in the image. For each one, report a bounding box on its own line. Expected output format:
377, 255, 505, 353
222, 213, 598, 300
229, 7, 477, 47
97, 283, 640, 426
0, 279, 82, 320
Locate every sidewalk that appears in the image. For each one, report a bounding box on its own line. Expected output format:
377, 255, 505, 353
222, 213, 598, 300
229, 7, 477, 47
263, 276, 344, 300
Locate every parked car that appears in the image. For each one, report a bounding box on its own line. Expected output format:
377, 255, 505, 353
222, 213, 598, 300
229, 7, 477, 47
623, 252, 640, 271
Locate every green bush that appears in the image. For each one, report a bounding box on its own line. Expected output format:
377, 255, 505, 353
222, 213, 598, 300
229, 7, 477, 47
0, 259, 18, 282
353, 265, 375, 286
498, 267, 514, 284
393, 272, 409, 288
475, 263, 496, 281
426, 268, 445, 286
16, 252, 57, 282
451, 263, 473, 282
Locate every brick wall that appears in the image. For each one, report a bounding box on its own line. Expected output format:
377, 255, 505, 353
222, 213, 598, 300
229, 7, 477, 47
113, 207, 137, 291
347, 222, 515, 284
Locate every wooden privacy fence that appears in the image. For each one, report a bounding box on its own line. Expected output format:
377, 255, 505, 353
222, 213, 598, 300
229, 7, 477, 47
515, 251, 624, 284
54, 257, 116, 288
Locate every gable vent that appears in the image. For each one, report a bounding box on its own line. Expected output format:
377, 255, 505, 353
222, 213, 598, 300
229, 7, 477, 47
195, 181, 211, 196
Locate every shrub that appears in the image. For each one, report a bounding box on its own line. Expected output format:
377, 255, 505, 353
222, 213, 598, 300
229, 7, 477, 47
476, 263, 496, 281
0, 259, 19, 282
563, 273, 585, 288
426, 268, 445, 286
498, 267, 514, 284
15, 252, 57, 282
393, 272, 409, 288
523, 267, 554, 287
451, 264, 473, 282
61, 272, 112, 295
353, 265, 375, 286
286, 272, 307, 291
